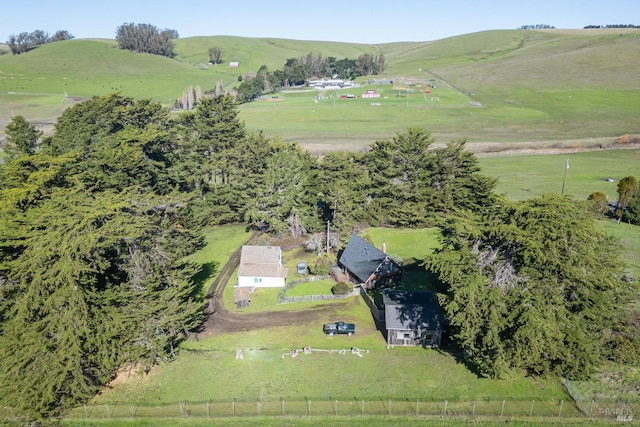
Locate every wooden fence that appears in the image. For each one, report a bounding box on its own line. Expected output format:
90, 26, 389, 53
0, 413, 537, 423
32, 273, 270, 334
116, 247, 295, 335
277, 274, 352, 304
278, 293, 352, 304
359, 286, 384, 322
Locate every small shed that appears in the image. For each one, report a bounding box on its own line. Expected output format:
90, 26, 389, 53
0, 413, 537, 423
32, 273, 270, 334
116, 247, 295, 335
383, 290, 444, 348
234, 287, 253, 309
297, 262, 308, 275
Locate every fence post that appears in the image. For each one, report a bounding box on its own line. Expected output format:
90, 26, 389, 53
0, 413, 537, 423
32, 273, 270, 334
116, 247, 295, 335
257, 398, 261, 416
207, 400, 211, 419
559, 400, 564, 417
389, 400, 392, 416
306, 398, 310, 416
362, 400, 364, 416
530, 400, 535, 417
179, 402, 184, 417
83, 404, 88, 420
130, 404, 135, 418
588, 399, 594, 417
106, 404, 110, 420
281, 398, 285, 416
443, 399, 448, 416
501, 400, 505, 417
472, 400, 476, 417
232, 398, 235, 417
416, 399, 419, 416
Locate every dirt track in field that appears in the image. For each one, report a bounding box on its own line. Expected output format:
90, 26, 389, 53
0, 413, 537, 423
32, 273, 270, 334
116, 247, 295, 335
192, 233, 350, 338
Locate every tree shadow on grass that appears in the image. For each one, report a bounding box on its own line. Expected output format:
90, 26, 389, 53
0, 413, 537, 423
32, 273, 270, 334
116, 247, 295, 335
191, 261, 219, 297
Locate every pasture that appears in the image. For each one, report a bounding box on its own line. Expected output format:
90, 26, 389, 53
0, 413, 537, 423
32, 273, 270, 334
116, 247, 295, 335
2, 30, 640, 152
478, 149, 640, 202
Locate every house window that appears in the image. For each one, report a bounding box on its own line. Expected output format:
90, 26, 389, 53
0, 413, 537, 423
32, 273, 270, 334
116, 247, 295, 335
253, 278, 262, 283
403, 332, 411, 340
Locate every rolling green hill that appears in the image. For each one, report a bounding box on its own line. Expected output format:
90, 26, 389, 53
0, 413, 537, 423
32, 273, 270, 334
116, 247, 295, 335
1, 29, 639, 151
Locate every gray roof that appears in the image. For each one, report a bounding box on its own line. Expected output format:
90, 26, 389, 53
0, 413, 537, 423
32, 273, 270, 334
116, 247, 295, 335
338, 234, 388, 282
383, 290, 444, 332
238, 246, 288, 278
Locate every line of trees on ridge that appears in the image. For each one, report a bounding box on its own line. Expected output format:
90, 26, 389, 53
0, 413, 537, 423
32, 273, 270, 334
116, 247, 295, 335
5, 29, 74, 54
0, 94, 638, 420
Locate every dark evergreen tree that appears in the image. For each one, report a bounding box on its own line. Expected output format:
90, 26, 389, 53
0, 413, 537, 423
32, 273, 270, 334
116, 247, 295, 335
427, 195, 635, 379
245, 142, 320, 236
4, 115, 42, 158
0, 94, 207, 420
314, 151, 370, 230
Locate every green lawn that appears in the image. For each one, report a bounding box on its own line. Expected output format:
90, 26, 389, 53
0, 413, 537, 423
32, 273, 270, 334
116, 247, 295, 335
85, 294, 570, 405
186, 224, 252, 296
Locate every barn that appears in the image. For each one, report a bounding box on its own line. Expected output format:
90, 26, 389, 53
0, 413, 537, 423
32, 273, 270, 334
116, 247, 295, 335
383, 290, 444, 348
237, 245, 288, 287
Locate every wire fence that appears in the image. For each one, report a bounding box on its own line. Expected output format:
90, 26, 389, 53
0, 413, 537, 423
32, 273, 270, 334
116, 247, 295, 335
62, 397, 638, 422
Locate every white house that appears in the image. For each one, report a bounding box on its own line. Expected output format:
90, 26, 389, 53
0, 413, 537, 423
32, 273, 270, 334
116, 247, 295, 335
237, 245, 288, 287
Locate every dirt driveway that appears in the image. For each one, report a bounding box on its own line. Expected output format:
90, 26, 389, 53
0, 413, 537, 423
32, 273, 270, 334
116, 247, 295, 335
193, 234, 351, 338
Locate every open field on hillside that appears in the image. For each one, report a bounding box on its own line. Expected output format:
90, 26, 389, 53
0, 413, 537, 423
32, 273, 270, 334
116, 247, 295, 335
2, 30, 639, 152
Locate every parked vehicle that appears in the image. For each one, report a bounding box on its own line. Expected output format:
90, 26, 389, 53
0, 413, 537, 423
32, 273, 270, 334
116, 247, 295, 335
323, 321, 355, 336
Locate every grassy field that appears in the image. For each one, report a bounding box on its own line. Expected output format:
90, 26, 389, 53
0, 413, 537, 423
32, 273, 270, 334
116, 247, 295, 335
478, 149, 640, 202
2, 30, 639, 152
84, 301, 573, 405
186, 224, 253, 297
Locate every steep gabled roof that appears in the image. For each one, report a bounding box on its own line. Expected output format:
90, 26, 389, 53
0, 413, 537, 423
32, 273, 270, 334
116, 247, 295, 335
383, 290, 444, 332
338, 234, 388, 283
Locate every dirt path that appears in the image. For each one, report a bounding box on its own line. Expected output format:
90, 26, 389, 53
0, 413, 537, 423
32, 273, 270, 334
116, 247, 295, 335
192, 233, 350, 338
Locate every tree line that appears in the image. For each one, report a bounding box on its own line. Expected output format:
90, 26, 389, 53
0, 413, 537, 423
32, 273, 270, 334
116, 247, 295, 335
1, 93, 637, 420
235, 51, 386, 103
583, 24, 640, 29
5, 29, 74, 54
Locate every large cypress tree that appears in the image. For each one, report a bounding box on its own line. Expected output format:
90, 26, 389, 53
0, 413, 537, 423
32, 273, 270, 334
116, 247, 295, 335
0, 95, 206, 420
427, 195, 635, 379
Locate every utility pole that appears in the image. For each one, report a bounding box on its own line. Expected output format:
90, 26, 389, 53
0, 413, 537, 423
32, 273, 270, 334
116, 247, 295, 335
561, 158, 569, 195
326, 220, 330, 253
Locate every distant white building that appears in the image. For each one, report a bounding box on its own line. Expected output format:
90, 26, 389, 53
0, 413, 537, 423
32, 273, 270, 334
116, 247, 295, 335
308, 79, 355, 90
237, 246, 288, 287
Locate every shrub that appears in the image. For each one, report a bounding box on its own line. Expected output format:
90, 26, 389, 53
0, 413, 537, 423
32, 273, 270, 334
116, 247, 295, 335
332, 281, 352, 295
309, 253, 332, 275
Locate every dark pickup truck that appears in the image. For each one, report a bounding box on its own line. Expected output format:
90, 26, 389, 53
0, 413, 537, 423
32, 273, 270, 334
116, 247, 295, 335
323, 321, 356, 336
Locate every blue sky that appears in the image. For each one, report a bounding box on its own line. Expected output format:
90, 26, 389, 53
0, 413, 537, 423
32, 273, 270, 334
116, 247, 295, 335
3, 0, 639, 44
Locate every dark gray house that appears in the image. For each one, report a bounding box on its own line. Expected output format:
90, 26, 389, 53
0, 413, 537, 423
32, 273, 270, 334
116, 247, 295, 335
338, 234, 402, 290
383, 290, 444, 348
